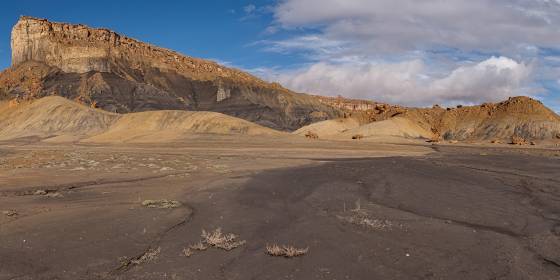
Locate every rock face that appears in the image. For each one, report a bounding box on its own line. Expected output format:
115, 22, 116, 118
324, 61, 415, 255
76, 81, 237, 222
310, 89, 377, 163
3, 16, 340, 130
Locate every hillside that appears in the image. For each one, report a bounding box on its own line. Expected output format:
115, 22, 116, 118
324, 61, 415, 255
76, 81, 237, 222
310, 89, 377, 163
0, 16, 340, 130
0, 96, 282, 142
404, 96, 560, 141
295, 96, 560, 142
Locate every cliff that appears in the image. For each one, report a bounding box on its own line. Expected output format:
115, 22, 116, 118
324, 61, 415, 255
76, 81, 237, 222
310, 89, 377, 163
3, 16, 340, 130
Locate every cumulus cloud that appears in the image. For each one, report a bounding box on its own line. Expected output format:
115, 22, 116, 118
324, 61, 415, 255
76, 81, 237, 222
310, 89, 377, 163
270, 56, 532, 107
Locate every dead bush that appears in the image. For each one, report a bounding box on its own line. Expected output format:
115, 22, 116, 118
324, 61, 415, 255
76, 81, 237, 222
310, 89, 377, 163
127, 247, 161, 266
510, 135, 528, 145
189, 241, 208, 251
183, 228, 245, 258
2, 210, 17, 217
201, 228, 246, 251
182, 248, 194, 257
305, 131, 319, 139
266, 244, 309, 258
141, 199, 181, 209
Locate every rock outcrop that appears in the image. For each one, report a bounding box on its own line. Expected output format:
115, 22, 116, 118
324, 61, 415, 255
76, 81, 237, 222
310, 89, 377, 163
2, 16, 340, 130
401, 96, 560, 141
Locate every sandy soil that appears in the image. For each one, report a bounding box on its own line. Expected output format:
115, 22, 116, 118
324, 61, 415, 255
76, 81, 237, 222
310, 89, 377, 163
1, 136, 559, 279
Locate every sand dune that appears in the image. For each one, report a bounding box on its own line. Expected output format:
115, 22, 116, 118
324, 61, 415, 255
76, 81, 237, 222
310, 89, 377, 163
0, 96, 281, 143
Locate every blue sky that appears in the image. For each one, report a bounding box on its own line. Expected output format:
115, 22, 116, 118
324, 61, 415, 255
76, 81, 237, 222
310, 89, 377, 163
1, 0, 560, 111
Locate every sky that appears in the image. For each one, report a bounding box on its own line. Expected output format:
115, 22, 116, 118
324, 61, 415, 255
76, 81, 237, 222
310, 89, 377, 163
1, 0, 560, 111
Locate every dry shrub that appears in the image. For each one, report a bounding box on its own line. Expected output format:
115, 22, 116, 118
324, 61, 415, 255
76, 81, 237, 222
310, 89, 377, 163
337, 200, 393, 230
130, 247, 161, 265
2, 210, 17, 217
339, 214, 392, 230
141, 199, 181, 209
182, 248, 194, 257
266, 244, 309, 258
305, 131, 319, 139
511, 135, 528, 145
201, 228, 246, 251
189, 241, 208, 251
183, 228, 245, 257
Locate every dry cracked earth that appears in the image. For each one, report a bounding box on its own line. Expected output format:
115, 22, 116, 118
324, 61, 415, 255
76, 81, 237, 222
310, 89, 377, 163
1, 136, 560, 280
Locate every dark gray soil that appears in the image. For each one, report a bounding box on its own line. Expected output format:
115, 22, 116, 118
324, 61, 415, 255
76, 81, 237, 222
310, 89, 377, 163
1, 144, 560, 279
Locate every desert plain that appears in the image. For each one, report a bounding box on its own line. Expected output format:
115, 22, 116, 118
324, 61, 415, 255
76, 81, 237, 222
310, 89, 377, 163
1, 136, 560, 280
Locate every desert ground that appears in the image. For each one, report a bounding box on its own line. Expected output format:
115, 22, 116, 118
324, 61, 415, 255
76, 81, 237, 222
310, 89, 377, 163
1, 136, 559, 280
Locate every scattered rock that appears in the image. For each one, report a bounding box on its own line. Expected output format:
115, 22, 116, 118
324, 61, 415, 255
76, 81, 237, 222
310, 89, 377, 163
141, 199, 181, 209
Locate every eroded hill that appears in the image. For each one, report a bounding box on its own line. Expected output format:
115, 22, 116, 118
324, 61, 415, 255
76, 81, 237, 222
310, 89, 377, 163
0, 96, 281, 142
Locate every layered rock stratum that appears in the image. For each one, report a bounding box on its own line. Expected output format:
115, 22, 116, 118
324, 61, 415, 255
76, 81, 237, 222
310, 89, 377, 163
2, 16, 339, 130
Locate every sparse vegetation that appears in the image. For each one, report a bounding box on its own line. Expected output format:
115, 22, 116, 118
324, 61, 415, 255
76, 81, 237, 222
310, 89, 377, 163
132, 247, 161, 265
201, 228, 246, 251
141, 199, 181, 209
182, 248, 194, 257
2, 210, 17, 217
305, 131, 319, 139
266, 244, 309, 258
183, 228, 245, 258
189, 241, 208, 251
337, 200, 393, 231
510, 135, 528, 145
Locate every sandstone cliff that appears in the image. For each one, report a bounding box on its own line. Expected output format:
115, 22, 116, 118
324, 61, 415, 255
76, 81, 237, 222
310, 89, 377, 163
2, 16, 340, 130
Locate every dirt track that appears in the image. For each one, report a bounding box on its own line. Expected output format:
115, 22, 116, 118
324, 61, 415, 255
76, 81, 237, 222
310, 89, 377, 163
1, 138, 559, 279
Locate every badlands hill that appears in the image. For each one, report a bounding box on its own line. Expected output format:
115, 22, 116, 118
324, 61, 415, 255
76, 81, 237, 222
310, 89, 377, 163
0, 16, 340, 131
0, 96, 280, 142
296, 96, 560, 142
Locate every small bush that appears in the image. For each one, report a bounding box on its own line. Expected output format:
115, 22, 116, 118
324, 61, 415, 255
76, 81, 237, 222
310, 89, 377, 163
141, 199, 181, 209
266, 244, 309, 258
305, 131, 319, 139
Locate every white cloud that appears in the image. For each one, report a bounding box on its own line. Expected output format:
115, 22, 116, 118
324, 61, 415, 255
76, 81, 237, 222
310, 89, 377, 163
268, 56, 532, 107
272, 0, 560, 55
